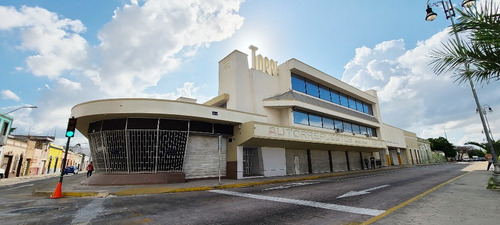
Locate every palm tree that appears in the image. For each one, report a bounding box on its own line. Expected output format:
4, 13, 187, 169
429, 0, 500, 84
465, 139, 500, 156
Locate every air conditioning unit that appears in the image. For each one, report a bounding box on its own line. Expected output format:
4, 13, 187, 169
335, 128, 342, 133
365, 133, 372, 137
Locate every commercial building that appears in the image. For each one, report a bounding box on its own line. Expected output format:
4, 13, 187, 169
72, 46, 423, 185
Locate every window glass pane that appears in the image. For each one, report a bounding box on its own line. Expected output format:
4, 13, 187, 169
127, 118, 158, 129
88, 121, 103, 133
334, 120, 343, 131
291, 75, 306, 93
190, 121, 213, 133
319, 85, 331, 101
322, 117, 334, 129
293, 111, 309, 125
309, 114, 322, 127
356, 101, 364, 112
363, 103, 370, 114
343, 122, 352, 132
348, 97, 357, 110
159, 119, 189, 131
368, 105, 373, 115
340, 94, 348, 107
331, 91, 340, 104
360, 126, 368, 135
352, 124, 360, 134
306, 80, 319, 97
214, 124, 234, 135
102, 119, 127, 130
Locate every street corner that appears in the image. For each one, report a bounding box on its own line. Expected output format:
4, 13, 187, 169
32, 189, 104, 198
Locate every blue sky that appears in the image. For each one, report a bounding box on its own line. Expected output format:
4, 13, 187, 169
1, 0, 498, 150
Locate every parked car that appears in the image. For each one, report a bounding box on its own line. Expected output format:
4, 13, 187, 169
0, 168, 4, 179
64, 166, 78, 175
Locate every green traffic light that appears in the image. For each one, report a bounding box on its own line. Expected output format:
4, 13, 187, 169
66, 131, 74, 137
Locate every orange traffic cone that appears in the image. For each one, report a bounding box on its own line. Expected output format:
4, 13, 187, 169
50, 182, 63, 199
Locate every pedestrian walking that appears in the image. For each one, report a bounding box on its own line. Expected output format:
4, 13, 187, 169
87, 161, 94, 178
363, 156, 369, 169
370, 155, 376, 169
485, 153, 493, 171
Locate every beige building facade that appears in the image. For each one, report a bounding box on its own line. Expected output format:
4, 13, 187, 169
72, 46, 430, 184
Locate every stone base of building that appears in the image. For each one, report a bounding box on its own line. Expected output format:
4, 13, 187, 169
81, 172, 186, 186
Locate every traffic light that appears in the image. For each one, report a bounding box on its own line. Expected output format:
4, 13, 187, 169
65, 117, 77, 137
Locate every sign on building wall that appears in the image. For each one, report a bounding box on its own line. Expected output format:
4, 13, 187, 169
253, 123, 386, 149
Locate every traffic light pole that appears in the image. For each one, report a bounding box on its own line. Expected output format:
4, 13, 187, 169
51, 117, 77, 198
58, 136, 72, 183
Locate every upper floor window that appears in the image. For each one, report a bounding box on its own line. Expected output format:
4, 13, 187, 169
291, 73, 374, 116
292, 109, 378, 137
331, 91, 340, 104
293, 111, 308, 125
339, 94, 349, 107
305, 80, 319, 98
1, 122, 9, 135
291, 75, 306, 93
319, 85, 331, 102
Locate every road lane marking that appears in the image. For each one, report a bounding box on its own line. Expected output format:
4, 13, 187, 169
337, 184, 390, 198
209, 189, 385, 216
262, 182, 320, 191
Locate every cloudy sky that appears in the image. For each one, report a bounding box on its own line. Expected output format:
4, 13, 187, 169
0, 0, 498, 150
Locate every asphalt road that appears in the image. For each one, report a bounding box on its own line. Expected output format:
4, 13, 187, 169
0, 163, 470, 225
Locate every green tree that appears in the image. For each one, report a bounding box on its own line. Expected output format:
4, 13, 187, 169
429, 0, 500, 84
428, 137, 456, 158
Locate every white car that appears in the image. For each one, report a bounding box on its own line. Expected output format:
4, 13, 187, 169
0, 168, 5, 179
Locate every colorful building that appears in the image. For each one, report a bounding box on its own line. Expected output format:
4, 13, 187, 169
46, 144, 64, 174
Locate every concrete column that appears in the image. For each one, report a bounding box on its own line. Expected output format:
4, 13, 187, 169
385, 148, 391, 167
397, 148, 402, 166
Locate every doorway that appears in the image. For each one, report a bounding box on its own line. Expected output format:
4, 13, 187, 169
243, 147, 259, 177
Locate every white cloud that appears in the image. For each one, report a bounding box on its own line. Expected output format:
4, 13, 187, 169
95, 0, 244, 96
140, 82, 212, 103
342, 31, 500, 146
57, 78, 82, 90
1, 89, 21, 101
1, 0, 244, 140
0, 6, 89, 79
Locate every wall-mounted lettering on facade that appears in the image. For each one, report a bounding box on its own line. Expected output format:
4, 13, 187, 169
222, 56, 231, 71
253, 123, 386, 149
249, 45, 278, 76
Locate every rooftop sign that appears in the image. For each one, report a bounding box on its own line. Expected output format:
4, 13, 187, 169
249, 45, 278, 76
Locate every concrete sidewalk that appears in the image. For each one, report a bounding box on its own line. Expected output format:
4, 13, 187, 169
368, 162, 500, 225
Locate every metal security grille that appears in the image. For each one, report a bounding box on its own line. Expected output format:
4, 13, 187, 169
243, 147, 258, 176
88, 130, 188, 174
157, 131, 188, 172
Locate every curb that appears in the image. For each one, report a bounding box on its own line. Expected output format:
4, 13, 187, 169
32, 165, 408, 198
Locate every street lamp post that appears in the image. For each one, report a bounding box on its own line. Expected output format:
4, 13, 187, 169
425, 0, 499, 175
477, 105, 494, 141
2, 105, 38, 115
